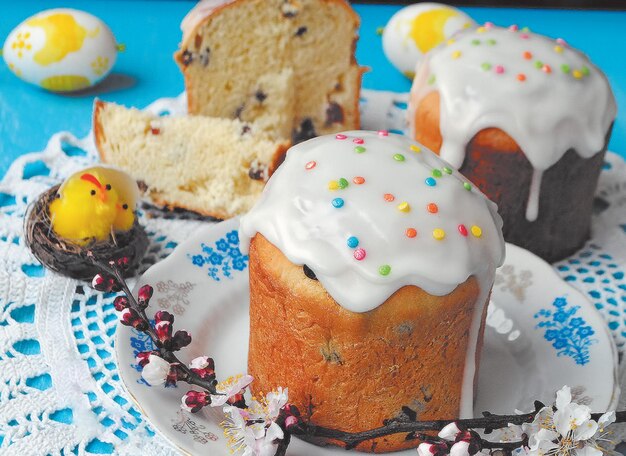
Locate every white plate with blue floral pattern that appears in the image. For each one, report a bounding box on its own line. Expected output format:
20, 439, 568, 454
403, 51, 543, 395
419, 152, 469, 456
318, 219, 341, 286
115, 217, 619, 456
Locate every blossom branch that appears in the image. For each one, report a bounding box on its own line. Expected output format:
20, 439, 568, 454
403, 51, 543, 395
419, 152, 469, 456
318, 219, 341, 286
90, 258, 625, 456
90, 255, 220, 395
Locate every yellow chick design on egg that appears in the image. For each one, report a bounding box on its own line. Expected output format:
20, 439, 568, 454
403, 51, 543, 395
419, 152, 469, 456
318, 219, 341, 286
49, 167, 137, 245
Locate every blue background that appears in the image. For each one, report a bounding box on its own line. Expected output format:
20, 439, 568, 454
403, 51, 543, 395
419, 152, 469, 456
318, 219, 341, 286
1, 2, 625, 179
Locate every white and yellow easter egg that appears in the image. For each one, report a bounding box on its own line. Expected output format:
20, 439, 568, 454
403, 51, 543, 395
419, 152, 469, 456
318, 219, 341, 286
2, 9, 118, 92
382, 3, 475, 79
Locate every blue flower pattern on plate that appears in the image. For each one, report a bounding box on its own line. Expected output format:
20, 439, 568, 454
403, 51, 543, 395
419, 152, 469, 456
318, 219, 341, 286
534, 297, 597, 365
188, 230, 249, 281
130, 325, 155, 386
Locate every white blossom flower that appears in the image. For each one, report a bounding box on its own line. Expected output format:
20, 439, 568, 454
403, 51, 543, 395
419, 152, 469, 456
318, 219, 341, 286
210, 374, 254, 407
221, 388, 289, 456
439, 422, 462, 441
450, 441, 470, 456
521, 386, 616, 456
141, 354, 170, 386
189, 356, 212, 370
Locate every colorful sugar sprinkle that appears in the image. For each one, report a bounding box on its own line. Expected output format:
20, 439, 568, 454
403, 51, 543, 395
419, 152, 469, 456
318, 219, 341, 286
471, 39, 481, 46
523, 51, 532, 60
463, 182, 472, 191
336, 134, 347, 140
442, 167, 453, 175
355, 146, 366, 153
581, 66, 590, 76
353, 176, 365, 185
534, 61, 543, 69
328, 180, 339, 190
397, 202, 410, 212
354, 248, 366, 261
378, 130, 389, 136
481, 62, 492, 71
517, 73, 527, 82
572, 70, 583, 80
428, 75, 436, 85
432, 169, 442, 178
542, 64, 552, 74
347, 236, 359, 248
432, 228, 446, 240
332, 198, 344, 208
426, 203, 438, 214
338, 178, 349, 189
509, 25, 519, 31
393, 153, 405, 162
487, 39, 496, 45
410, 145, 421, 153
495, 65, 504, 74
425, 177, 437, 187
378, 264, 391, 276
353, 138, 364, 144
458, 224, 468, 237
561, 64, 570, 74
471, 225, 482, 237
305, 161, 316, 170
452, 50, 462, 59
384, 193, 395, 202
554, 45, 563, 53
520, 33, 529, 39
476, 26, 486, 33
406, 228, 417, 238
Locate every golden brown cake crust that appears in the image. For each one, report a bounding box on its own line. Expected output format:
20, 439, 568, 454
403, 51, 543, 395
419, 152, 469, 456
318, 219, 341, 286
248, 234, 486, 453
412, 91, 609, 262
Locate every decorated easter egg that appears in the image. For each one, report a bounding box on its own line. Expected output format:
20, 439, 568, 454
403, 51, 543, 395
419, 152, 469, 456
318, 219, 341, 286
2, 9, 118, 92
382, 3, 475, 79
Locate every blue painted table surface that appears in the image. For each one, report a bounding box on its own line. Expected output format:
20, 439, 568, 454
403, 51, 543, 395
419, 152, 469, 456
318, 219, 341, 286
1, 1, 625, 180
1, 2, 625, 454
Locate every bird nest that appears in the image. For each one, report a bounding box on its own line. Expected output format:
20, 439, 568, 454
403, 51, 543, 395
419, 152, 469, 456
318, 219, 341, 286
24, 185, 149, 282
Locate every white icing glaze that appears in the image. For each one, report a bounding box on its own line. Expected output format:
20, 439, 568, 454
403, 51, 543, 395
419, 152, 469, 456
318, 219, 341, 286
181, 0, 235, 43
240, 131, 505, 417
408, 25, 616, 221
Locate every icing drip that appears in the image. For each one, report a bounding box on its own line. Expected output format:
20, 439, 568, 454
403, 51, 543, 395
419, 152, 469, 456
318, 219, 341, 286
409, 25, 616, 220
526, 168, 543, 222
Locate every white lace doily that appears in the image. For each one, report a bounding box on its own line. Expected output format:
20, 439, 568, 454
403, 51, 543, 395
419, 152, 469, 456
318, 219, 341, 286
1, 91, 625, 455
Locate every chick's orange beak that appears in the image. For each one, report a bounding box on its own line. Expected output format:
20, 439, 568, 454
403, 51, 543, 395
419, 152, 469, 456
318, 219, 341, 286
80, 173, 107, 202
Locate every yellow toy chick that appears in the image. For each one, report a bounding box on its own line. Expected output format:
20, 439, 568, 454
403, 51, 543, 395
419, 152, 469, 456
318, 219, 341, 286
49, 167, 138, 245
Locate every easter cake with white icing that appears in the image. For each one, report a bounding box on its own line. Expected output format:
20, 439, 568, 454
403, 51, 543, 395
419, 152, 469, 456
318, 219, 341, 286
239, 131, 505, 452
175, 0, 365, 143
408, 24, 616, 262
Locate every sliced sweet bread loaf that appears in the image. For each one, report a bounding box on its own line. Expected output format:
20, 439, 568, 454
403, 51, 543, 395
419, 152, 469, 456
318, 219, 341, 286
176, 0, 365, 143
93, 101, 290, 219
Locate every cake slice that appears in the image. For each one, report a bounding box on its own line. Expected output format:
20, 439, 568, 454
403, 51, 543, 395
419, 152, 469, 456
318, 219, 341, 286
93, 101, 290, 219
176, 0, 365, 143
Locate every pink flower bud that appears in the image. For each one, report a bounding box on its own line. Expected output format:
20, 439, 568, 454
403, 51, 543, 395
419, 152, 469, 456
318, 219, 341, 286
155, 320, 172, 343
285, 415, 299, 429
181, 390, 211, 413
92, 274, 120, 292
136, 351, 152, 367
137, 284, 153, 309
120, 308, 148, 331
114, 296, 129, 312
154, 310, 174, 324
116, 256, 130, 270
172, 330, 192, 350
438, 422, 462, 441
